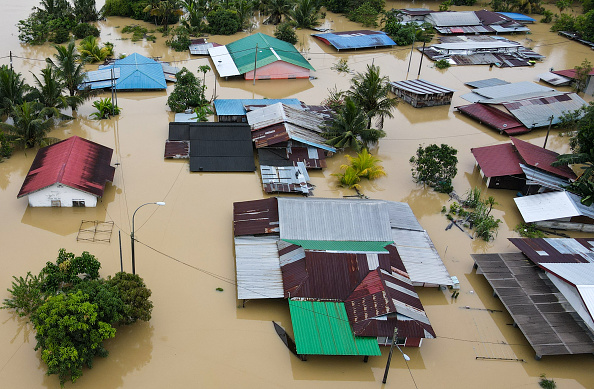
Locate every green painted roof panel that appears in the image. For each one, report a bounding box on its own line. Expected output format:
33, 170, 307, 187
226, 33, 315, 74
282, 240, 393, 252
289, 300, 381, 356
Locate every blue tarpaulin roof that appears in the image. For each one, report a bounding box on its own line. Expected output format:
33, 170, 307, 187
102, 53, 166, 90
214, 99, 302, 116
312, 30, 396, 50
496, 12, 536, 22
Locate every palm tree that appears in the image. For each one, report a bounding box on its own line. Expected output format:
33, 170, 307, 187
144, 0, 184, 31
31, 66, 82, 112
348, 64, 398, 129
0, 102, 60, 149
46, 41, 88, 111
333, 166, 361, 190
0, 65, 32, 118
290, 0, 321, 29
341, 148, 386, 180
79, 36, 113, 63
322, 97, 386, 151
262, 0, 294, 24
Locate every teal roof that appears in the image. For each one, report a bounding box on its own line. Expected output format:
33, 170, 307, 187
289, 300, 381, 356
104, 53, 166, 90
226, 33, 315, 74
282, 240, 393, 252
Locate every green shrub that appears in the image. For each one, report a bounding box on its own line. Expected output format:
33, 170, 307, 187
166, 26, 191, 51
514, 223, 545, 238
436, 59, 451, 69
167, 68, 208, 113
73, 23, 100, 39
207, 8, 241, 35
274, 22, 298, 44
348, 1, 382, 27
541, 10, 554, 23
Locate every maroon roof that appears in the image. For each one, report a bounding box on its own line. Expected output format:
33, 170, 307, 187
474, 10, 514, 25
252, 123, 290, 148
511, 137, 577, 180
509, 238, 594, 265
471, 143, 523, 177
233, 198, 279, 236
352, 317, 435, 339
456, 103, 530, 135
552, 69, 594, 79
18, 136, 114, 198
164, 140, 189, 159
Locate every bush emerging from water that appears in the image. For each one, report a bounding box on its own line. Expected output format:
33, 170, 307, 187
274, 22, 298, 44
435, 59, 451, 69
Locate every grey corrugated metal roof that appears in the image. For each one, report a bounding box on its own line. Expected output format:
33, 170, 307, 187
541, 263, 594, 286
471, 81, 553, 99
538, 72, 572, 86
521, 164, 571, 191
389, 79, 455, 95
277, 198, 393, 241
382, 201, 424, 231
247, 103, 324, 132
391, 229, 453, 286
490, 24, 530, 33
503, 93, 587, 128
234, 235, 284, 299
514, 191, 594, 223
260, 162, 311, 194
433, 41, 519, 49
465, 78, 510, 88
427, 11, 481, 27
284, 123, 335, 152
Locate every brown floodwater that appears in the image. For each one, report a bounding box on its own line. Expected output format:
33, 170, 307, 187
2, 1, 594, 388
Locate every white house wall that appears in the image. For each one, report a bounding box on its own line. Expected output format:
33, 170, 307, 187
27, 183, 98, 207
546, 272, 594, 333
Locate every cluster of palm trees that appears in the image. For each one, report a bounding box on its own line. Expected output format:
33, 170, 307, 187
0, 41, 88, 153
322, 64, 398, 152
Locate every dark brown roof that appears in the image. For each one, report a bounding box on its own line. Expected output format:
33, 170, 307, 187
164, 140, 189, 159
509, 238, 594, 265
233, 198, 279, 236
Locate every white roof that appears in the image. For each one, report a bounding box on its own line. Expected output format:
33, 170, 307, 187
427, 11, 481, 27
538, 72, 572, 86
208, 45, 240, 77
514, 191, 594, 223
234, 235, 284, 299
540, 263, 594, 286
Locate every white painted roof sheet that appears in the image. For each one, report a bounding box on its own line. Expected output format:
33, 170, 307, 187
208, 45, 240, 77
540, 263, 594, 286
391, 230, 453, 286
277, 198, 393, 241
234, 235, 284, 299
514, 191, 594, 223
538, 72, 572, 86
427, 11, 481, 27
520, 164, 570, 191
247, 103, 324, 132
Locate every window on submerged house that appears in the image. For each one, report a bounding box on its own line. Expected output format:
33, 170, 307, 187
72, 200, 86, 207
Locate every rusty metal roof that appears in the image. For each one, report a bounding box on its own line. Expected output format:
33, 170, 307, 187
164, 140, 189, 159
471, 142, 524, 177
233, 198, 279, 236
509, 238, 594, 265
257, 147, 327, 169
456, 103, 530, 135
247, 103, 324, 133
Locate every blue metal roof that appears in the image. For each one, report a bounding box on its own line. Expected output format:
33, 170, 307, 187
496, 12, 536, 22
103, 53, 166, 90
214, 99, 302, 116
312, 30, 396, 50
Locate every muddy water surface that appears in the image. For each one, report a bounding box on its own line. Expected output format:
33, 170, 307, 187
2, 1, 594, 388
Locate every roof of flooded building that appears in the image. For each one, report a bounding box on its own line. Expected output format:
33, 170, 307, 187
400, 8, 433, 15
472, 252, 594, 357
225, 33, 314, 74
460, 82, 557, 104
214, 98, 302, 116
514, 191, 594, 223
521, 164, 572, 191
18, 136, 115, 199
79, 68, 120, 90
188, 38, 221, 55
552, 69, 594, 79
503, 93, 588, 128
496, 12, 536, 22
252, 122, 335, 152
312, 30, 396, 50
234, 235, 284, 299
510, 137, 576, 180
233, 198, 279, 236
260, 162, 312, 195
247, 103, 324, 132
257, 147, 326, 169
389, 79, 455, 95
538, 72, 573, 86
288, 299, 382, 356
509, 238, 594, 265
471, 143, 523, 177
164, 140, 189, 159
101, 53, 167, 90
427, 11, 481, 27
465, 78, 510, 88
456, 103, 530, 135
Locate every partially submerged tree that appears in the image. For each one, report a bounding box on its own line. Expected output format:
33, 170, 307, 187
262, 0, 294, 24
46, 41, 89, 110
274, 22, 298, 44
341, 148, 386, 180
78, 36, 114, 63
167, 67, 209, 113
290, 0, 322, 29
410, 144, 458, 193
348, 64, 398, 129
0, 101, 60, 149
573, 59, 593, 93
0, 65, 32, 118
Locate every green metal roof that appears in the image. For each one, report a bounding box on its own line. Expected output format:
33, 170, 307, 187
226, 33, 315, 74
282, 240, 393, 252
289, 300, 381, 356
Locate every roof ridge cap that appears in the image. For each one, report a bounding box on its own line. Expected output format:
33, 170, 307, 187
58, 137, 78, 183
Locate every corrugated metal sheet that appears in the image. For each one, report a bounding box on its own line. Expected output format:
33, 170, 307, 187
427, 11, 481, 27
277, 240, 305, 266
541, 263, 594, 286
497, 12, 536, 22
189, 39, 221, 55
252, 122, 335, 152
503, 93, 588, 128
256, 146, 327, 169
104, 53, 167, 90
233, 198, 279, 236
234, 235, 284, 299
464, 81, 554, 102
391, 229, 453, 286
514, 191, 594, 223
382, 201, 424, 231
214, 98, 302, 116
277, 198, 393, 241
80, 68, 120, 89
552, 69, 594, 79
538, 72, 572, 86
208, 45, 241, 77
465, 78, 510, 88
312, 30, 395, 50
511, 137, 576, 179
164, 140, 189, 159
260, 162, 312, 194
247, 103, 324, 132
288, 299, 381, 356
18, 136, 114, 198
521, 164, 571, 191
509, 238, 594, 264
433, 41, 518, 50
389, 79, 455, 95
490, 24, 530, 33
435, 25, 493, 34
457, 103, 530, 135
471, 143, 523, 177
282, 240, 393, 252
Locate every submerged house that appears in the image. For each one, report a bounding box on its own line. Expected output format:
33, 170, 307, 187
312, 30, 396, 51
232, 197, 452, 352
389, 79, 455, 108
213, 98, 303, 122
472, 238, 594, 359
471, 137, 576, 192
539, 68, 594, 96
17, 136, 115, 207
188, 38, 221, 55
209, 33, 314, 80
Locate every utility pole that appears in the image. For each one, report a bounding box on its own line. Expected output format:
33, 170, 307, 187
253, 44, 258, 86
382, 327, 398, 384
417, 41, 427, 79
9, 51, 12, 71
543, 115, 554, 149
111, 67, 115, 116
119, 230, 123, 273
406, 37, 416, 81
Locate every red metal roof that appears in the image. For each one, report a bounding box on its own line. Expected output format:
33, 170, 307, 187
233, 198, 279, 236
509, 238, 593, 265
18, 136, 114, 198
456, 103, 530, 135
352, 317, 435, 339
511, 137, 577, 180
552, 69, 594, 79
471, 143, 524, 177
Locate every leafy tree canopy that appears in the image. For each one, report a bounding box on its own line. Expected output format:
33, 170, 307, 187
410, 144, 458, 193
167, 67, 209, 112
